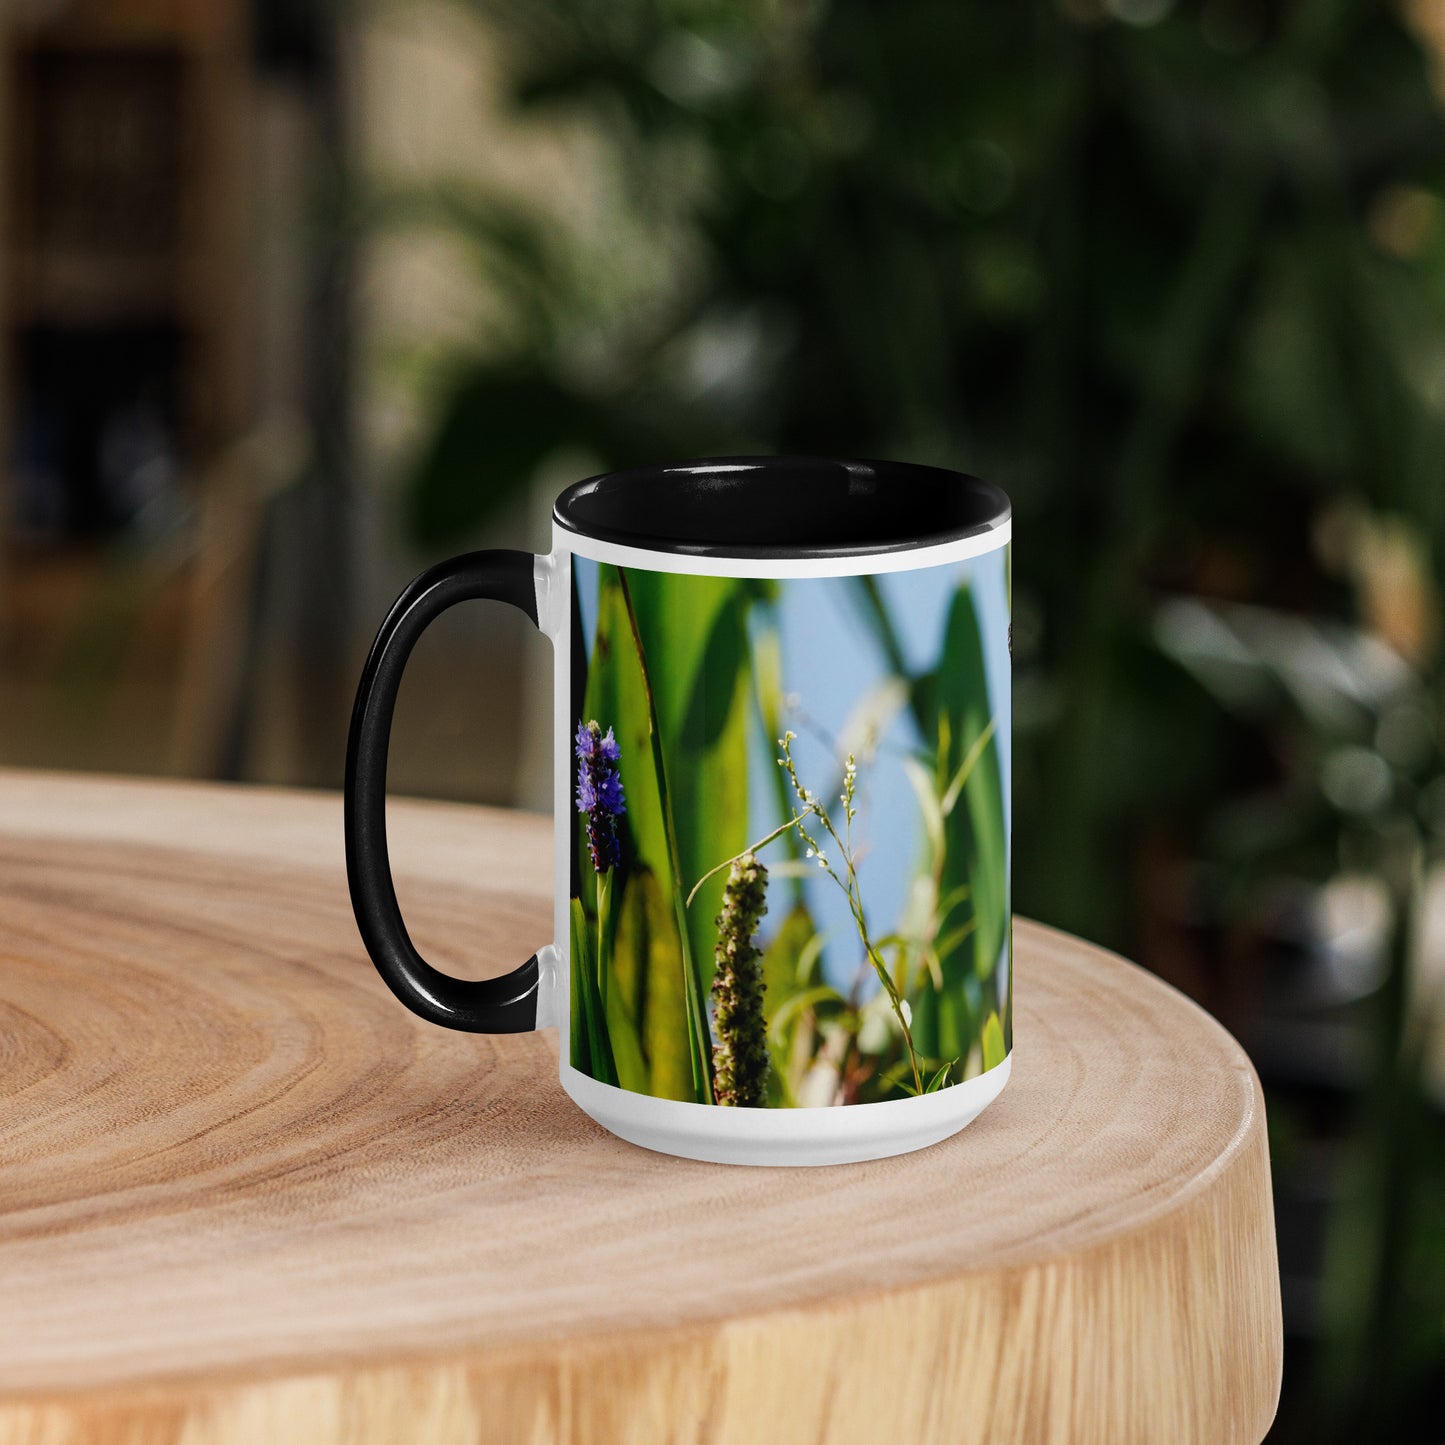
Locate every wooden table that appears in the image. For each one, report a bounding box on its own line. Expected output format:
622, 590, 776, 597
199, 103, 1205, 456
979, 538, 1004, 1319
0, 772, 1282, 1445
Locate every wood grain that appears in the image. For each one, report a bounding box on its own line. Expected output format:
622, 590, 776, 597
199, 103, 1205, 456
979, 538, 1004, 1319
0, 771, 1282, 1445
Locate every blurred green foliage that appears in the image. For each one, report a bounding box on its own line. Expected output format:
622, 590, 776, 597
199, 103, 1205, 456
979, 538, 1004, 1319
376, 0, 1445, 1436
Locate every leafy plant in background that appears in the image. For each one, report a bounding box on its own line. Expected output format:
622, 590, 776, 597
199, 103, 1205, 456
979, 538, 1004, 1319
1152, 515, 1445, 1439
379, 0, 1445, 1432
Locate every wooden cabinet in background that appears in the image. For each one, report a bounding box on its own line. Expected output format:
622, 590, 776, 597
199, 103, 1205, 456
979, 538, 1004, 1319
0, 0, 256, 777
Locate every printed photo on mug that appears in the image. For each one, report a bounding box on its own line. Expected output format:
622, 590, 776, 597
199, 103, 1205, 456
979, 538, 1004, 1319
567, 549, 1011, 1111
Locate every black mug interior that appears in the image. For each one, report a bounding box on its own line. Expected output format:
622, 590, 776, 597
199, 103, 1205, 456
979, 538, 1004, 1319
553, 456, 1009, 559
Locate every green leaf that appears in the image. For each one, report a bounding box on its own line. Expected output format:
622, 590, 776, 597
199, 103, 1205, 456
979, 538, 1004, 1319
937, 883, 973, 927
590, 870, 648, 1096
911, 583, 1008, 1062
901, 754, 946, 860
767, 985, 846, 1044
940, 584, 1008, 992
760, 902, 816, 1000
615, 570, 718, 1103
568, 898, 592, 1079
667, 595, 754, 992
941, 716, 999, 817
935, 917, 979, 961
751, 612, 806, 900
599, 566, 767, 1102
982, 1010, 1007, 1072
569, 897, 616, 1085
581, 565, 714, 1102
759, 902, 822, 1105
611, 865, 693, 1099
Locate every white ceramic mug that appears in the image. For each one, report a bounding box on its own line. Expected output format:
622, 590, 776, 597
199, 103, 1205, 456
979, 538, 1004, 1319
345, 456, 1011, 1164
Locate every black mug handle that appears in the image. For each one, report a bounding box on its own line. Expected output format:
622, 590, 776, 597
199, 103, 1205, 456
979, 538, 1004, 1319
344, 550, 543, 1032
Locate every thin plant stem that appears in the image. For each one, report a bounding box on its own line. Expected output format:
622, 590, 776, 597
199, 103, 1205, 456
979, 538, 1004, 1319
941, 716, 997, 815
686, 814, 808, 909
814, 809, 923, 1095
616, 569, 716, 1104
596, 868, 610, 1022
778, 733, 923, 1094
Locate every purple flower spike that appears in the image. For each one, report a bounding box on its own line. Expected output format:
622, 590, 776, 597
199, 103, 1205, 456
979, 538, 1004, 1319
575, 718, 626, 872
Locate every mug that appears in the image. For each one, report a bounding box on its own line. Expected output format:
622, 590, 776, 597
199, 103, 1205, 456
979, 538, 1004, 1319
345, 457, 1012, 1165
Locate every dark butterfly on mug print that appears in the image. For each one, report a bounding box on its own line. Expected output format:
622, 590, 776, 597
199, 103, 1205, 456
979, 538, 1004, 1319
569, 549, 1012, 1109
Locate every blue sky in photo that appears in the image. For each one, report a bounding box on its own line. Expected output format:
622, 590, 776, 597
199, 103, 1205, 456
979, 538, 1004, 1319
574, 548, 1011, 996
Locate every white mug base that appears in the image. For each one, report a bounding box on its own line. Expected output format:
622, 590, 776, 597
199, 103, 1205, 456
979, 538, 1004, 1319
560, 1053, 1012, 1166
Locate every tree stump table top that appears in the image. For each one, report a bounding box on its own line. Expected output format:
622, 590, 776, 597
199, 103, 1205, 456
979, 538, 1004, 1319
0, 771, 1282, 1445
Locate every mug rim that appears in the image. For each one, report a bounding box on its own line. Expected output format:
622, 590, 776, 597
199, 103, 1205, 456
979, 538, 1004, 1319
552, 455, 1011, 561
